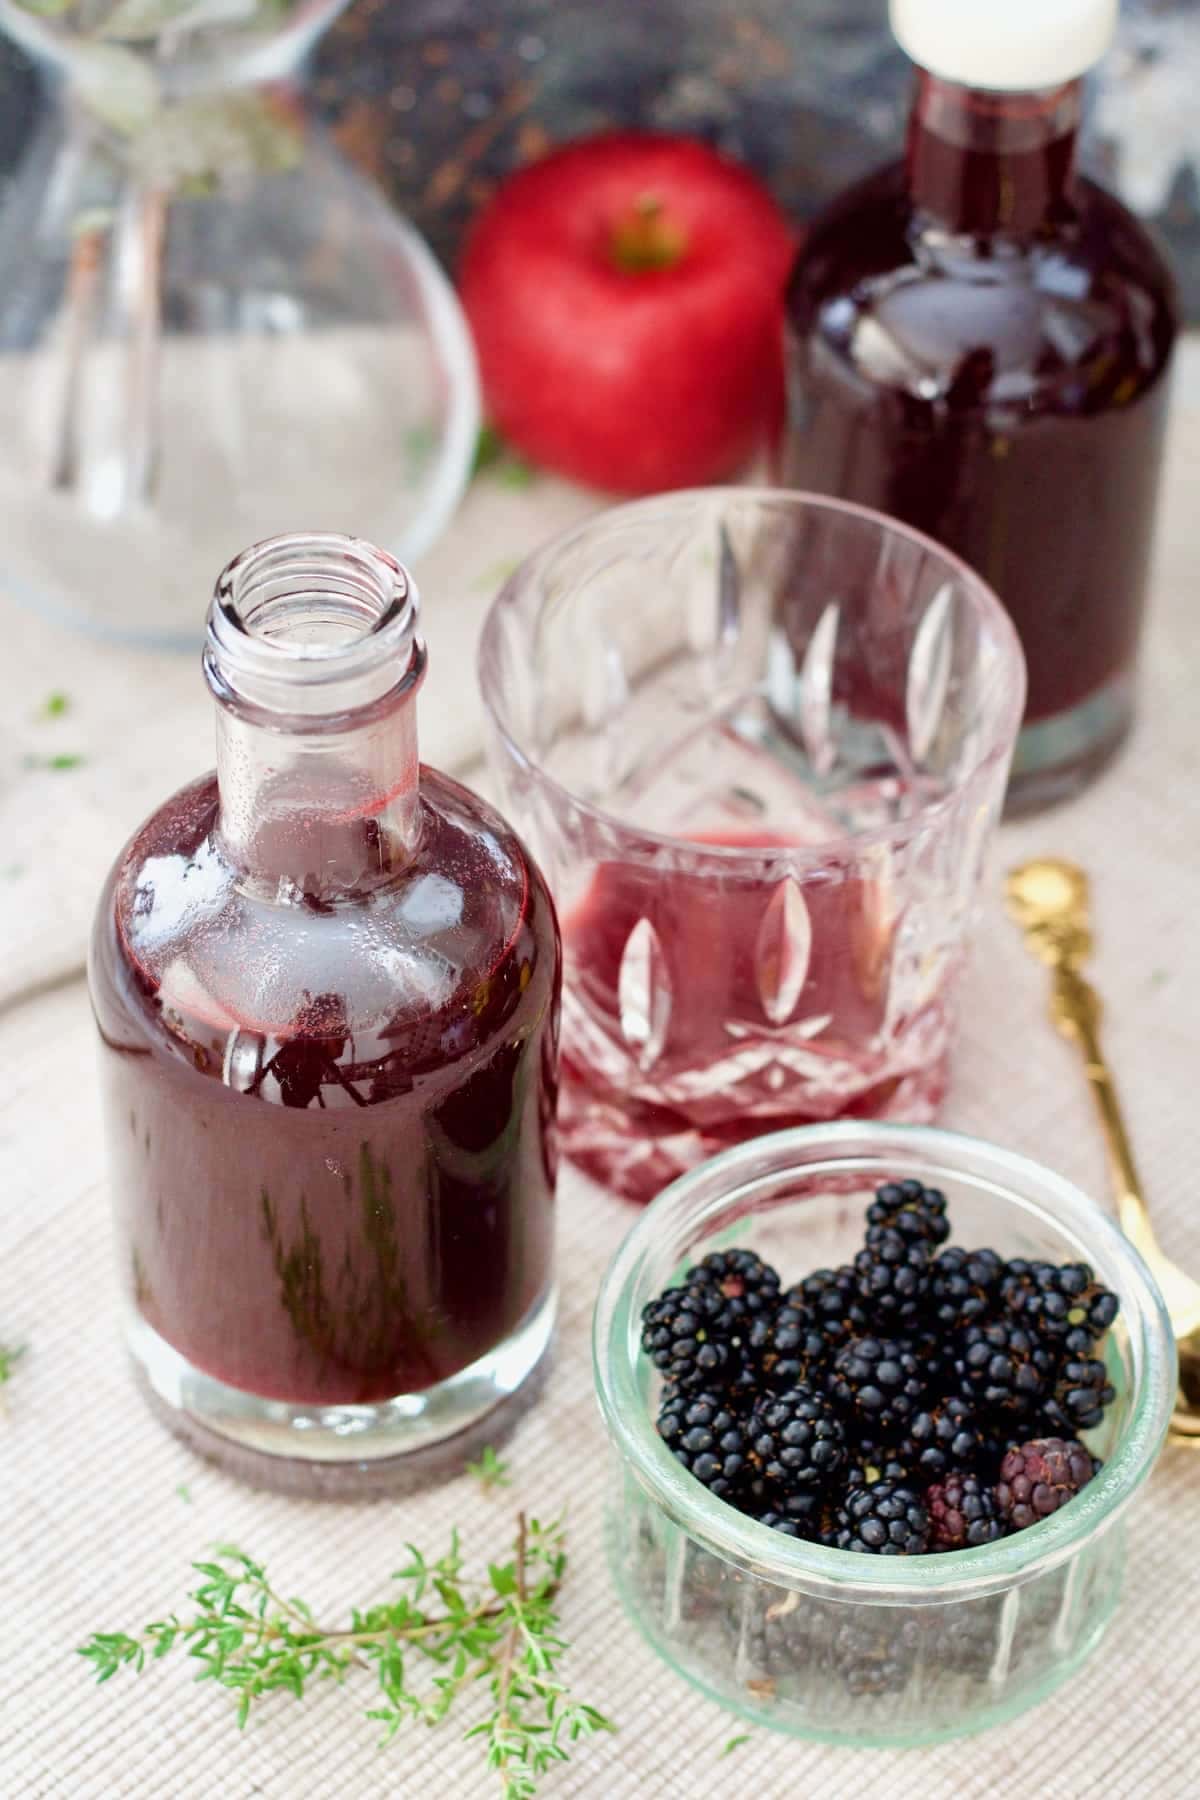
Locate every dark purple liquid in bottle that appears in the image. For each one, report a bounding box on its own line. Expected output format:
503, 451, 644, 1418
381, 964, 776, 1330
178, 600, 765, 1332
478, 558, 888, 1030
91, 769, 559, 1407
89, 535, 560, 1464
776, 74, 1177, 806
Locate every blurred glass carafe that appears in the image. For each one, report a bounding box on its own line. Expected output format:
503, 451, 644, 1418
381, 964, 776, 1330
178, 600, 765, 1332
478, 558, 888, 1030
0, 0, 478, 643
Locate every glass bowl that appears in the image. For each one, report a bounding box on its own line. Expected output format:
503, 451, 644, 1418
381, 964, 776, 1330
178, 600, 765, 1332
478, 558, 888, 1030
592, 1122, 1175, 1745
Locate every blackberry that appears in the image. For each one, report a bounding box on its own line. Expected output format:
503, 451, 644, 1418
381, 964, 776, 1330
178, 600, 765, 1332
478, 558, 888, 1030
747, 1386, 846, 1493
866, 1178, 950, 1247
926, 1600, 1007, 1681
898, 1394, 985, 1481
656, 1389, 750, 1501
925, 1472, 1006, 1550
1000, 1258, 1119, 1350
754, 1489, 838, 1543
901, 1324, 952, 1396
640, 1283, 733, 1393
756, 1510, 803, 1538
1041, 1354, 1116, 1433
831, 1614, 921, 1696
995, 1437, 1097, 1530
844, 1440, 912, 1489
828, 1335, 927, 1435
853, 1227, 933, 1326
788, 1266, 869, 1353
758, 1301, 830, 1392
928, 1246, 1004, 1331
684, 1248, 782, 1328
957, 1319, 1054, 1419
836, 1479, 931, 1554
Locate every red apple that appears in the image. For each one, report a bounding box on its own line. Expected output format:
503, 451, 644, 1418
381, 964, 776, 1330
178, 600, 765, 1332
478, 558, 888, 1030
460, 133, 795, 494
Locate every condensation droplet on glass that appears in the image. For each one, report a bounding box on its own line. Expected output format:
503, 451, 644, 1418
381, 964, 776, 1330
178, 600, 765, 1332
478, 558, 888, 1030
754, 877, 812, 1026
617, 916, 673, 1071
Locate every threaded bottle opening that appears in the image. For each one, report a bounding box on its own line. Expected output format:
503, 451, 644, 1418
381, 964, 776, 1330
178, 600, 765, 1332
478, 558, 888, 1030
206, 532, 423, 722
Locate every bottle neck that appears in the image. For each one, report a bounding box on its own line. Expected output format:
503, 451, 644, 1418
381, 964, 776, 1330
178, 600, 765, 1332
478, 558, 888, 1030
905, 71, 1083, 237
205, 534, 425, 901
214, 695, 422, 900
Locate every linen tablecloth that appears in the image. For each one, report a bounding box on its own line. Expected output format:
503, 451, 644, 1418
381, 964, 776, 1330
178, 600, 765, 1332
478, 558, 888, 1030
2, 348, 1198, 1798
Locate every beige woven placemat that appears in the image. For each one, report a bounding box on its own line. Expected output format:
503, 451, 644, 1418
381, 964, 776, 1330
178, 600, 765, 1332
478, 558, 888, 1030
2, 352, 1198, 1798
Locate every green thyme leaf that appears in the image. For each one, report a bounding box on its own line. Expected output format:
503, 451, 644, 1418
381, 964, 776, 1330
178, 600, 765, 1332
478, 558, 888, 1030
22, 751, 85, 772
468, 1446, 512, 1492
473, 423, 506, 475
497, 456, 536, 491
473, 425, 537, 490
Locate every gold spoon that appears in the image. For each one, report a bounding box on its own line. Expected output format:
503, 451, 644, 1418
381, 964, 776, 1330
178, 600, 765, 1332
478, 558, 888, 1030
1005, 858, 1200, 1442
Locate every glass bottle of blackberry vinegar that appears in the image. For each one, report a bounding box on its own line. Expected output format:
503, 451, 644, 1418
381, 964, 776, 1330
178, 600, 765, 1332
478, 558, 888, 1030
775, 0, 1178, 810
89, 534, 560, 1491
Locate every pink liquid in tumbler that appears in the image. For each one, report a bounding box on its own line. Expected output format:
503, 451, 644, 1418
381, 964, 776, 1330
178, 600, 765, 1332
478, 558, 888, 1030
560, 828, 951, 1203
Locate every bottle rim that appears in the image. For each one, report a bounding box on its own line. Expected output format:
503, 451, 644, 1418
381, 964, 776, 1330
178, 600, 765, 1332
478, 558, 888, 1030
204, 531, 425, 726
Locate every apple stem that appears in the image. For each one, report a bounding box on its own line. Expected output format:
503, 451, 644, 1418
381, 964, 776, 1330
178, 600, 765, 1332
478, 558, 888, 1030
609, 194, 688, 274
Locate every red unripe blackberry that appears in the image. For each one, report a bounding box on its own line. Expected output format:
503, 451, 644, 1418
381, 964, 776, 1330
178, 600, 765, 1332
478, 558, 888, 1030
994, 1437, 1096, 1531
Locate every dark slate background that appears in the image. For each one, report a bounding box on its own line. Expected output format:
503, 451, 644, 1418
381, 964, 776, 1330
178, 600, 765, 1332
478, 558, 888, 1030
1, 0, 1196, 315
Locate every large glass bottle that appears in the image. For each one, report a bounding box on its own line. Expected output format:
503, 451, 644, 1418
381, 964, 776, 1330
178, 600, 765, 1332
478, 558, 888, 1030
775, 0, 1178, 810
89, 533, 560, 1490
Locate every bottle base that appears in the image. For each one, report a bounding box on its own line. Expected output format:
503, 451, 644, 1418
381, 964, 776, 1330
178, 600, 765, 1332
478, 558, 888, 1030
126, 1288, 556, 1497
1005, 671, 1133, 814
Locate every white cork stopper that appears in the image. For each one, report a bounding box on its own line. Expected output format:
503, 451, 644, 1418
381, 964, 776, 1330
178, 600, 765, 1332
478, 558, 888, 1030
890, 0, 1117, 90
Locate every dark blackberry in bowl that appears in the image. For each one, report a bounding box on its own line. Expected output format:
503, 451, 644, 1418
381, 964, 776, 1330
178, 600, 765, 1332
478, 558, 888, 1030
1043, 1354, 1117, 1433
844, 1440, 912, 1490
753, 1488, 838, 1544
684, 1248, 782, 1327
747, 1385, 847, 1494
656, 1388, 750, 1501
640, 1282, 735, 1393
898, 1394, 986, 1481
758, 1300, 831, 1392
836, 1480, 931, 1555
788, 1266, 869, 1353
928, 1245, 1005, 1331
853, 1227, 933, 1326
1000, 1258, 1119, 1350
957, 1319, 1055, 1420
866, 1178, 950, 1246
828, 1335, 927, 1436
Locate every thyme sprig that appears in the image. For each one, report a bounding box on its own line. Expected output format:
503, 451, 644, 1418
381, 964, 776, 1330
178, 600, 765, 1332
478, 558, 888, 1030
79, 1513, 613, 1797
